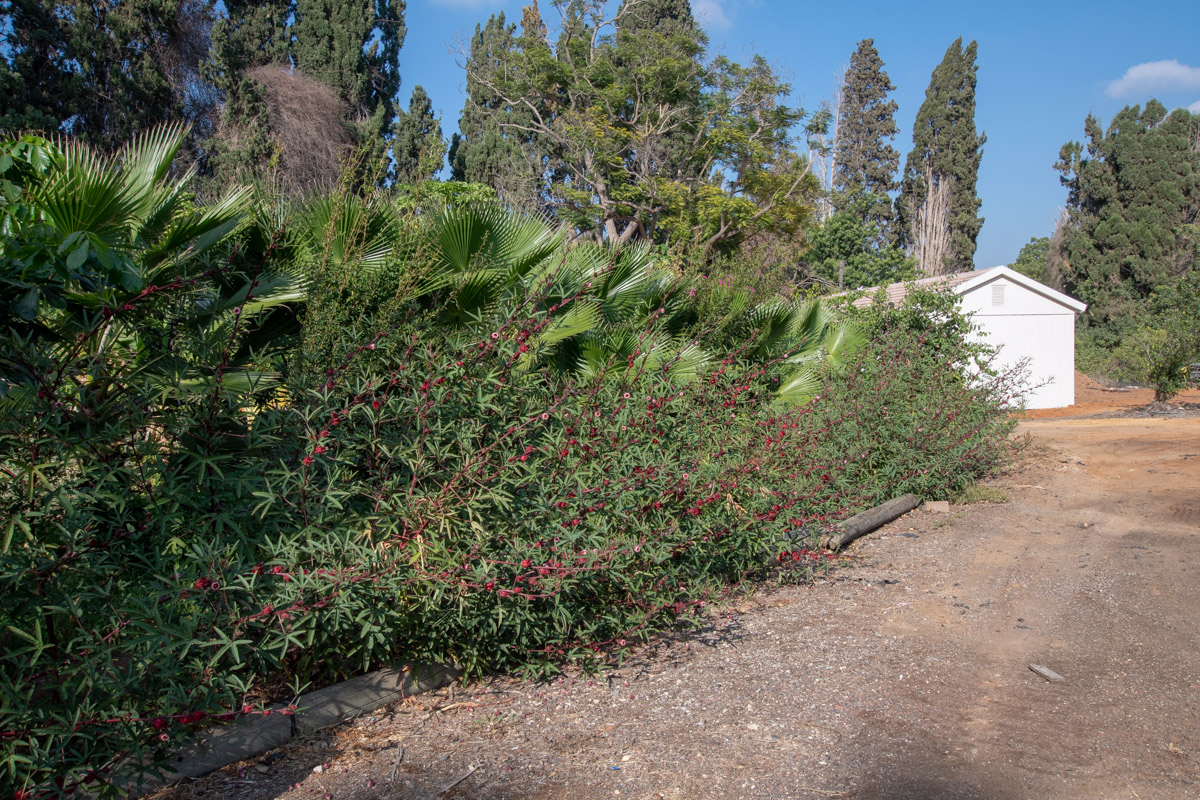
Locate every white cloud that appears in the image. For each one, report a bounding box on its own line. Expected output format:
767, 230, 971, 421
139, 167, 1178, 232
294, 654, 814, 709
692, 0, 731, 30
1107, 60, 1200, 98
1190, 99, 1200, 114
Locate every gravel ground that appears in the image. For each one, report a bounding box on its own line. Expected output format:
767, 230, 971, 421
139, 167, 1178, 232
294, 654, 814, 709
151, 391, 1200, 800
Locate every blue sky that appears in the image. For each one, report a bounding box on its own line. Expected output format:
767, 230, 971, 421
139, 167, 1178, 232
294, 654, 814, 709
398, 0, 1200, 269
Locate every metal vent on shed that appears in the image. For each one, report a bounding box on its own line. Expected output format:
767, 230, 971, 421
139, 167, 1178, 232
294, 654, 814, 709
991, 283, 1006, 307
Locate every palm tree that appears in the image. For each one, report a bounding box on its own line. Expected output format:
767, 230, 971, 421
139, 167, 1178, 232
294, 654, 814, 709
0, 124, 300, 410
407, 205, 864, 399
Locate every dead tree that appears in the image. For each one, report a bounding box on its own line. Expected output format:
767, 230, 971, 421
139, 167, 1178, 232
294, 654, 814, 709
911, 164, 953, 276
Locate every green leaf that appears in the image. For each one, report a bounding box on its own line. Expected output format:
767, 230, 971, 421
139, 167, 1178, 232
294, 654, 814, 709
65, 241, 88, 270
13, 287, 39, 320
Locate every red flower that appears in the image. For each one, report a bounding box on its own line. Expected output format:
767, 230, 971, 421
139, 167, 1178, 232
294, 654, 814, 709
314, 446, 326, 454
303, 456, 314, 466
151, 717, 169, 730
485, 582, 495, 591
521, 559, 532, 568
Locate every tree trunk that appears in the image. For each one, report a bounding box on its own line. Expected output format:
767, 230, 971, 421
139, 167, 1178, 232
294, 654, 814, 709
912, 164, 953, 276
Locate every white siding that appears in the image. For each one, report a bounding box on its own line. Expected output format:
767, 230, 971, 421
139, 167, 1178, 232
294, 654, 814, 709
959, 275, 1073, 317
958, 278, 1077, 409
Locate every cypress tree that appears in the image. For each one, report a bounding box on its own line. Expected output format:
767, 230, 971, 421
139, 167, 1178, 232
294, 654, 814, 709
896, 38, 986, 274
209, 0, 291, 80
0, 0, 75, 134
449, 10, 543, 207
391, 85, 443, 183
291, 0, 405, 144
206, 0, 292, 183
832, 38, 899, 240
206, 0, 405, 187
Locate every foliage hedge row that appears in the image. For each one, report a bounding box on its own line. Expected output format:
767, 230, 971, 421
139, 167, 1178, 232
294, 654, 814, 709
1, 132, 1022, 798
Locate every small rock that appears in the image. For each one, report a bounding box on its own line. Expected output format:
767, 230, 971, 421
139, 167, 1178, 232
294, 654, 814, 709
1028, 663, 1065, 682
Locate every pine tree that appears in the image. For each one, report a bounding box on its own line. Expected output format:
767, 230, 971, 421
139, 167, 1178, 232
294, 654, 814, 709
391, 85, 443, 183
0, 0, 214, 150
1054, 101, 1200, 326
896, 38, 986, 274
832, 39, 899, 240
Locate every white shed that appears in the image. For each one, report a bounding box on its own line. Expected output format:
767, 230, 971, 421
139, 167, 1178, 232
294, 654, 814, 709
848, 266, 1088, 409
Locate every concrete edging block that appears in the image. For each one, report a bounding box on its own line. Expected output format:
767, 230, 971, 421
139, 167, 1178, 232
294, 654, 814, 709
294, 663, 463, 735
161, 708, 295, 781
134, 663, 460, 794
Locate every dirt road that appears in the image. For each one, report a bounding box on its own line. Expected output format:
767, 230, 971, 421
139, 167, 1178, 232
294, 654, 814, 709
155, 399, 1200, 800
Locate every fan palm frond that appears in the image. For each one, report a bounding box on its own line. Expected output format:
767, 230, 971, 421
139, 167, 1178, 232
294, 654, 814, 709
773, 367, 823, 406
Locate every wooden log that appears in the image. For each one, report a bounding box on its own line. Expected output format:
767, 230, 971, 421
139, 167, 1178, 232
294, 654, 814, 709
824, 493, 920, 550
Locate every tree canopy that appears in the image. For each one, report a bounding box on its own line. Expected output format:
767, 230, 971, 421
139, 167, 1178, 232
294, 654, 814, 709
832, 38, 899, 241
451, 0, 818, 253
1054, 100, 1200, 325
0, 0, 216, 152
392, 86, 444, 184
1010, 235, 1050, 283
896, 38, 985, 275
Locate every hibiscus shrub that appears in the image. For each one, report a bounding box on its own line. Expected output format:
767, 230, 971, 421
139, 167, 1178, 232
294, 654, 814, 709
1, 285, 1022, 797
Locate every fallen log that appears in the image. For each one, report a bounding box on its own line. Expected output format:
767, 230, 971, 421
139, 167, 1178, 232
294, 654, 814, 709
823, 493, 921, 550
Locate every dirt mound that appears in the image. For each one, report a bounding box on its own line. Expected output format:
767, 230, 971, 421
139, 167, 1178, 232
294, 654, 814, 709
1119, 401, 1200, 418
1073, 371, 1108, 392
1022, 371, 1200, 419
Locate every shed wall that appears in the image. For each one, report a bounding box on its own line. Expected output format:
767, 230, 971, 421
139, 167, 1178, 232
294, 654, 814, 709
959, 278, 1077, 409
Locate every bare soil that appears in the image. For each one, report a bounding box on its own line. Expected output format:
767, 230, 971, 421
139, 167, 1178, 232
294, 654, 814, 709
153, 375, 1200, 800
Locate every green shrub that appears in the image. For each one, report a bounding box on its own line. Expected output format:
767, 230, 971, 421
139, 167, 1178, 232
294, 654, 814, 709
1113, 271, 1200, 401
0, 133, 1023, 797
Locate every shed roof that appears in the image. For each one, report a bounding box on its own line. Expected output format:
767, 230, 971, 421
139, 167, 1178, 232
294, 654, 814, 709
842, 265, 1087, 314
